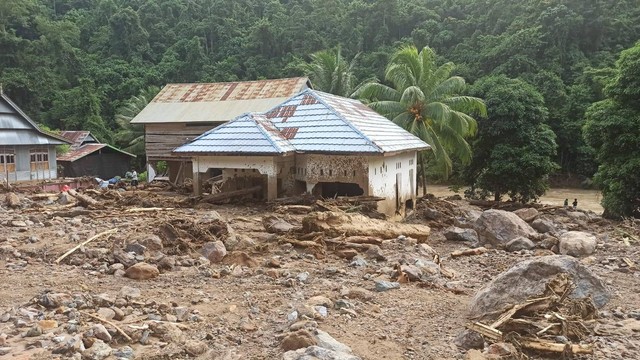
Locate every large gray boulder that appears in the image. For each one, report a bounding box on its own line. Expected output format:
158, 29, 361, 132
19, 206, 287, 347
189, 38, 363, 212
474, 209, 537, 248
513, 208, 539, 222
468, 255, 610, 318
531, 218, 556, 233
559, 231, 597, 257
444, 227, 479, 243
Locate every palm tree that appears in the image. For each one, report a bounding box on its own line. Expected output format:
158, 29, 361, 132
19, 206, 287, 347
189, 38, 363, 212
304, 46, 362, 97
114, 86, 159, 158
354, 45, 486, 193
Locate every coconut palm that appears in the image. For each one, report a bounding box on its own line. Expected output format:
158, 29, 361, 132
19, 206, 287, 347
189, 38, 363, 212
304, 46, 363, 97
114, 86, 159, 157
354, 45, 486, 191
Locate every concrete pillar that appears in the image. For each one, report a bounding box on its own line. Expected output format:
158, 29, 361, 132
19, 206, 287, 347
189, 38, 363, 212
192, 158, 200, 195
267, 174, 278, 200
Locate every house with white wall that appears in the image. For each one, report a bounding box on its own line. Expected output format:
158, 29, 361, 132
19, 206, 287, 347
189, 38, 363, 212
173, 89, 430, 216
0, 91, 70, 184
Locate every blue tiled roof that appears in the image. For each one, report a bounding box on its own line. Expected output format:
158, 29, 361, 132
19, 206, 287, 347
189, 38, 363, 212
174, 90, 430, 155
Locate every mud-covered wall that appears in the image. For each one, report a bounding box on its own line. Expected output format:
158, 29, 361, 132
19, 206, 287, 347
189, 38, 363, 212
367, 151, 417, 216
295, 154, 369, 192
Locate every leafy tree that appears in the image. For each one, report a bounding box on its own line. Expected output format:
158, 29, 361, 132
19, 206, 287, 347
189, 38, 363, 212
303, 47, 362, 97
114, 86, 159, 159
355, 45, 486, 186
464, 75, 558, 202
584, 43, 640, 218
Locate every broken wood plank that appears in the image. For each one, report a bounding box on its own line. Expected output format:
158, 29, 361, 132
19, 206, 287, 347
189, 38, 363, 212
68, 189, 99, 207
55, 229, 118, 264
123, 207, 175, 213
466, 322, 502, 341
81, 311, 132, 341
274, 205, 313, 214
519, 337, 593, 354
490, 296, 554, 329
623, 257, 636, 270
451, 247, 488, 258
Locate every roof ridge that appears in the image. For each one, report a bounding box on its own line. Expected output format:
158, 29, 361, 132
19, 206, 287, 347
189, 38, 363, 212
309, 90, 385, 153
0, 93, 71, 144
163, 77, 309, 87
251, 113, 293, 154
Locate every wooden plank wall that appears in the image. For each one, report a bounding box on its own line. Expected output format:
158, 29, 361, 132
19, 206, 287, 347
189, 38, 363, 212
145, 123, 218, 160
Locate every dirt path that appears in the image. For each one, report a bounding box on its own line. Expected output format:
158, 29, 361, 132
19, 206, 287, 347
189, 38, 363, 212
425, 185, 604, 214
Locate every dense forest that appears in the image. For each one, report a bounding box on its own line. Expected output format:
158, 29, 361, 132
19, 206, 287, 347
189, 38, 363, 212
1, 0, 639, 213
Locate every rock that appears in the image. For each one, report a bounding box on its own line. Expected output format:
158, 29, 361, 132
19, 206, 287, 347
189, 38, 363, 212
532, 218, 556, 233
200, 241, 227, 263
133, 234, 163, 251
0, 347, 10, 356
38, 319, 58, 330
513, 208, 539, 222
184, 340, 208, 356
149, 322, 184, 343
39, 292, 72, 308
400, 264, 423, 281
336, 249, 358, 259
124, 242, 146, 255
444, 227, 479, 243
157, 256, 176, 271
468, 255, 610, 318
315, 330, 353, 354
296, 272, 310, 283
505, 236, 535, 252
487, 342, 517, 356
464, 349, 486, 360
283, 346, 361, 360
475, 209, 537, 248
568, 211, 589, 221
364, 245, 385, 261
10, 220, 27, 227
559, 231, 597, 257
307, 296, 333, 308
342, 288, 373, 302
82, 339, 112, 360
374, 280, 400, 292
5, 193, 20, 208
263, 215, 297, 234
119, 286, 141, 298
281, 329, 317, 351
58, 192, 73, 205
112, 307, 125, 321
112, 346, 134, 359
96, 308, 115, 321
349, 257, 368, 267
453, 329, 484, 350
124, 263, 159, 280
92, 324, 112, 342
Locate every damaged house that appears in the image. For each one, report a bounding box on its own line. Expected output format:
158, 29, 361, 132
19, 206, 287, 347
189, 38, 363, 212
173, 89, 430, 216
57, 131, 136, 178
0, 91, 70, 183
130, 77, 310, 182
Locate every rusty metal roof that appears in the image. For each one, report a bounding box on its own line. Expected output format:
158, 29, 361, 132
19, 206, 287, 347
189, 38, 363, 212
174, 90, 430, 155
59, 131, 99, 150
57, 144, 136, 162
131, 77, 311, 124
174, 113, 296, 155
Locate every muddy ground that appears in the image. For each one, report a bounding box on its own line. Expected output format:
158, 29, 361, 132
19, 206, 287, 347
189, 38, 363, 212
0, 188, 638, 360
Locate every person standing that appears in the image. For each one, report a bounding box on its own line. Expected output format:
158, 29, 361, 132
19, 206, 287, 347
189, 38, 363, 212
564, 199, 569, 208
131, 169, 139, 188
572, 198, 578, 210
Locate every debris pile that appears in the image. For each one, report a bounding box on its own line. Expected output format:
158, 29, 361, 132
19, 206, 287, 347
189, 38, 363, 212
406, 194, 467, 228
466, 274, 598, 357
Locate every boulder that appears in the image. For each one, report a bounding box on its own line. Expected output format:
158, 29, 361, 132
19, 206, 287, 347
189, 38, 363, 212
263, 215, 297, 234
559, 231, 597, 257
283, 346, 361, 360
453, 329, 484, 350
568, 211, 589, 222
444, 227, 479, 243
474, 209, 537, 248
468, 255, 610, 318
513, 208, 539, 222
124, 263, 159, 280
200, 241, 227, 263
5, 193, 20, 208
505, 237, 535, 252
281, 329, 317, 351
133, 234, 163, 251
532, 218, 556, 233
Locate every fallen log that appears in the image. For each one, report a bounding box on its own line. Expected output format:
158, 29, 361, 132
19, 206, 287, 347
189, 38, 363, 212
451, 247, 488, 258
200, 185, 262, 204
302, 211, 430, 242
68, 189, 99, 207
55, 228, 118, 264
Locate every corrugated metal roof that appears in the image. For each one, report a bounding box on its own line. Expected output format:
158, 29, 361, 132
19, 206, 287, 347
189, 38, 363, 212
60, 131, 91, 149
57, 144, 136, 162
0, 93, 71, 145
131, 77, 310, 124
174, 90, 430, 155
174, 113, 296, 155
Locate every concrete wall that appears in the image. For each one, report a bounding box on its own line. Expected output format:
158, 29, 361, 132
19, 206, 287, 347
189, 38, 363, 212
295, 154, 369, 193
367, 151, 417, 216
